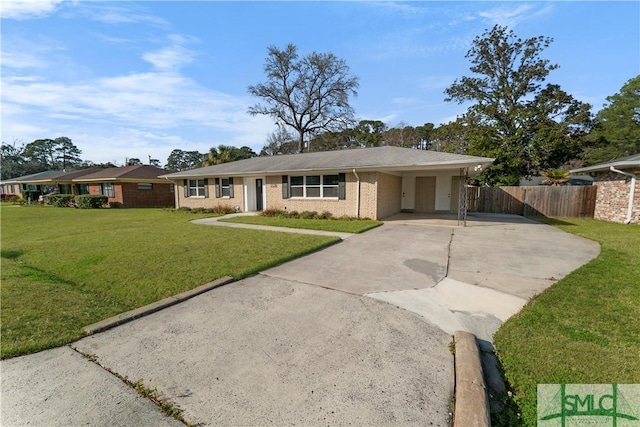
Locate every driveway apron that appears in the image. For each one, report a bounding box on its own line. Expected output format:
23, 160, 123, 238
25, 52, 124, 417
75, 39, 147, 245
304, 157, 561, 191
71, 275, 454, 427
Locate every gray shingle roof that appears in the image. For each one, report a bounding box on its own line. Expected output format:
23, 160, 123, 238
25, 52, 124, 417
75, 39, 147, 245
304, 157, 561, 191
570, 153, 640, 173
2, 168, 101, 183
160, 146, 495, 178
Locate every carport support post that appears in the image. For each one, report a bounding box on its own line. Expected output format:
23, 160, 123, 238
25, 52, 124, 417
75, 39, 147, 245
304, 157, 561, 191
457, 168, 469, 227
353, 168, 360, 218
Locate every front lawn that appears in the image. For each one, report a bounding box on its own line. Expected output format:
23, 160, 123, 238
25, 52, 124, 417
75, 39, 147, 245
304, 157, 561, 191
0, 207, 339, 359
493, 218, 640, 426
220, 215, 383, 233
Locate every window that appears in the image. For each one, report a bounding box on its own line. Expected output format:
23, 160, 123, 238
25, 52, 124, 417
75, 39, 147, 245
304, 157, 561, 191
188, 179, 206, 197
323, 175, 339, 198
289, 174, 340, 198
290, 176, 304, 197
137, 183, 153, 190
214, 177, 234, 198
102, 183, 115, 197
76, 184, 89, 195
221, 178, 231, 197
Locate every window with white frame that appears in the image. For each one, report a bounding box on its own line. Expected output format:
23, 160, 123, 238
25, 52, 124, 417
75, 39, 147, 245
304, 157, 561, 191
189, 179, 206, 197
221, 178, 231, 197
289, 174, 339, 198
102, 183, 115, 197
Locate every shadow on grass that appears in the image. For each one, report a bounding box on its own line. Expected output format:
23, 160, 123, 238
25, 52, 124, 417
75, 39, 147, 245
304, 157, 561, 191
1, 249, 24, 259
528, 217, 577, 226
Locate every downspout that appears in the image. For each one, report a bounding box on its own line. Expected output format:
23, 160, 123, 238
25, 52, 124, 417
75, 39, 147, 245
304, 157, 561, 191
610, 166, 637, 224
352, 169, 360, 218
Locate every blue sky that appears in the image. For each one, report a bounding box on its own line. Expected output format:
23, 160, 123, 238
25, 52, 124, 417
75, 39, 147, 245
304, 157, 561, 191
2, 1, 639, 166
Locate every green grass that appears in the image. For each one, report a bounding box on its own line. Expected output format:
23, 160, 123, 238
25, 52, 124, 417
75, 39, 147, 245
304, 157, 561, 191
1, 206, 339, 359
219, 215, 383, 233
493, 218, 640, 426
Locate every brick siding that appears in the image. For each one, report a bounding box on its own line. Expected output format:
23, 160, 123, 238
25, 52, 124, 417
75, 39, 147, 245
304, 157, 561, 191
172, 171, 404, 219
88, 182, 174, 207
375, 172, 402, 219
176, 180, 244, 211
265, 174, 366, 218
593, 171, 640, 224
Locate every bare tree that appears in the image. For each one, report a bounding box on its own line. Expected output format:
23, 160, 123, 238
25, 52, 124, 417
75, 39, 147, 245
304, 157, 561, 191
248, 44, 359, 153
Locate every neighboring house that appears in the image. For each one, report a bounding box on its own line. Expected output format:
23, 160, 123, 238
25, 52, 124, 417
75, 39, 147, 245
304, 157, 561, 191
75, 165, 175, 208
519, 175, 594, 186
1, 165, 175, 208
0, 169, 103, 200
160, 146, 494, 220
571, 153, 640, 224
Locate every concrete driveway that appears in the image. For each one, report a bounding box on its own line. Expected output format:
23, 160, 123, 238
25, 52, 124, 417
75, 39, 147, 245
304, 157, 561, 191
1, 213, 600, 426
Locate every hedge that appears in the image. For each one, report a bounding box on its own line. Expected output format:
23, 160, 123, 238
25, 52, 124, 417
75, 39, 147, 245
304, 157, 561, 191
75, 195, 108, 209
46, 194, 75, 207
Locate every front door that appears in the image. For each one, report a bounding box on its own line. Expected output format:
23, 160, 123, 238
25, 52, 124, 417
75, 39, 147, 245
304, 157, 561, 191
255, 179, 263, 211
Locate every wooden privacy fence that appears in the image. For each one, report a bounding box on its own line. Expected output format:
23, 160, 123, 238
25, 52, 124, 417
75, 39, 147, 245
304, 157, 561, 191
467, 185, 597, 217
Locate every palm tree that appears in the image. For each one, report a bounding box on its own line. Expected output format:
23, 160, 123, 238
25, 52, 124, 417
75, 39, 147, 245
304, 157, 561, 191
202, 145, 257, 166
542, 169, 570, 186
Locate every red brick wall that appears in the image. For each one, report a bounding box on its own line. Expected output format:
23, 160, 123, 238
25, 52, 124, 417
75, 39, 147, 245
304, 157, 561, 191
119, 182, 174, 208
88, 184, 102, 195
593, 171, 640, 224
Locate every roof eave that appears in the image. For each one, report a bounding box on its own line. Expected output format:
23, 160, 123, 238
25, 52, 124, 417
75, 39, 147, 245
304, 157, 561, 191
571, 162, 640, 174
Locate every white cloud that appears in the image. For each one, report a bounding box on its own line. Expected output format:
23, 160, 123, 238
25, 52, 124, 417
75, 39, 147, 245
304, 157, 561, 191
478, 3, 554, 28
142, 35, 199, 71
73, 3, 168, 26
367, 2, 427, 18
1, 69, 275, 163
1, 50, 46, 68
0, 0, 63, 20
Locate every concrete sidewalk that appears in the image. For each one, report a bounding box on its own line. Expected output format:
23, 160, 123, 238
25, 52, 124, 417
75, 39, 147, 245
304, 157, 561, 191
192, 213, 355, 239
1, 213, 600, 426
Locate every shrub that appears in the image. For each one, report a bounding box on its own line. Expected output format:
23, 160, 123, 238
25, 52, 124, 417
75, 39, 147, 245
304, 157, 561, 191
299, 210, 318, 219
177, 207, 192, 212
75, 195, 107, 209
47, 194, 75, 207
109, 202, 123, 208
288, 210, 300, 218
318, 211, 333, 220
9, 196, 22, 204
261, 208, 286, 217
1, 193, 17, 201
212, 206, 236, 214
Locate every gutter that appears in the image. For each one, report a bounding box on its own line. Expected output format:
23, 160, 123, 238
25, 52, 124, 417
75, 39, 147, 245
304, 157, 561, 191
352, 168, 360, 218
610, 166, 637, 224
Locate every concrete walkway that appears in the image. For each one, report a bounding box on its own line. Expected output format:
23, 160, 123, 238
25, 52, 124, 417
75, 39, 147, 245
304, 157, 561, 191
1, 213, 600, 426
192, 213, 354, 239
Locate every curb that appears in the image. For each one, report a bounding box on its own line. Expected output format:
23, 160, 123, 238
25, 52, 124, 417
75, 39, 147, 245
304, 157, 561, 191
453, 330, 491, 427
83, 276, 235, 335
